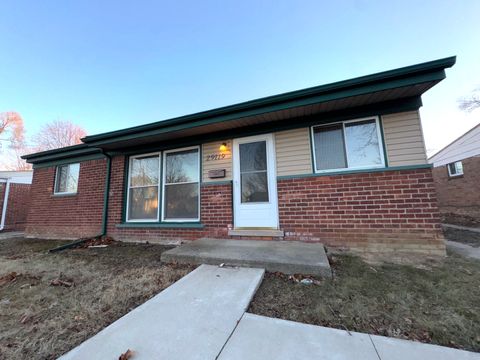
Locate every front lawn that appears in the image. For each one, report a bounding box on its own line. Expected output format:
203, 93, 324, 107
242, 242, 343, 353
249, 252, 480, 352
0, 237, 194, 359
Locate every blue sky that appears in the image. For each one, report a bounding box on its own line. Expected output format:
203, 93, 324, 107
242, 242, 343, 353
0, 0, 479, 154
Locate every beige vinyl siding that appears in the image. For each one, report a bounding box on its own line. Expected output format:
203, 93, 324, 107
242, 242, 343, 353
275, 128, 312, 176
382, 111, 428, 166
202, 140, 233, 182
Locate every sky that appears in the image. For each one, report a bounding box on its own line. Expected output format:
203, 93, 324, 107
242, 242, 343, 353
0, 0, 479, 156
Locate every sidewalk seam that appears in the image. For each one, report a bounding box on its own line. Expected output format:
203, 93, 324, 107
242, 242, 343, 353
215, 312, 245, 360
369, 335, 382, 360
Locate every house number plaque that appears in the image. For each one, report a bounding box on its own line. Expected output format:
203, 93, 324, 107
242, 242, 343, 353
206, 153, 226, 161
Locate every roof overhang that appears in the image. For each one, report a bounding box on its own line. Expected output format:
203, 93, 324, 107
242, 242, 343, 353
23, 56, 456, 164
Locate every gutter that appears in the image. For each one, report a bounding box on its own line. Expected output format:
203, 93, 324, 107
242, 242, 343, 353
47, 151, 112, 253
0, 178, 11, 231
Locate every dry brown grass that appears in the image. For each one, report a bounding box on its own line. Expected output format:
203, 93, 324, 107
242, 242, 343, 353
249, 252, 480, 352
0, 238, 194, 359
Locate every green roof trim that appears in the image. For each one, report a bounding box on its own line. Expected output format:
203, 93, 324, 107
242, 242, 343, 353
22, 143, 103, 165
82, 56, 455, 146
22, 56, 456, 165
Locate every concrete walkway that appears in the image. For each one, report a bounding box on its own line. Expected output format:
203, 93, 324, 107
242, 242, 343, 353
443, 223, 480, 233
59, 265, 264, 359
446, 240, 480, 260
161, 238, 331, 277
59, 264, 479, 360
0, 231, 24, 240
218, 314, 479, 360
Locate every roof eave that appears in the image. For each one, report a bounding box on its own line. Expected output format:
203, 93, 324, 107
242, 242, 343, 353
82, 56, 456, 145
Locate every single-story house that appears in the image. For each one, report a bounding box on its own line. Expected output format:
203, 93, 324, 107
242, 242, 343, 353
22, 57, 456, 257
429, 123, 480, 227
0, 170, 33, 232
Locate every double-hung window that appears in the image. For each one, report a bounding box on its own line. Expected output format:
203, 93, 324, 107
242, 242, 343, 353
126, 153, 161, 221
125, 146, 200, 223
311, 117, 385, 173
162, 147, 200, 221
54, 163, 80, 195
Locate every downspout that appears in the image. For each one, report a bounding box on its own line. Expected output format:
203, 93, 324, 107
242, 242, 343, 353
48, 151, 112, 253
100, 150, 112, 236
0, 178, 11, 231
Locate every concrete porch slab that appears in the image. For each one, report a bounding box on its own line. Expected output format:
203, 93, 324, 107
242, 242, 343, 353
161, 238, 331, 277
59, 265, 264, 360
218, 313, 380, 360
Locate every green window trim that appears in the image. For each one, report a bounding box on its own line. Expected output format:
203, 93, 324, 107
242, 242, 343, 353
122, 145, 203, 225
116, 222, 204, 229
277, 164, 432, 181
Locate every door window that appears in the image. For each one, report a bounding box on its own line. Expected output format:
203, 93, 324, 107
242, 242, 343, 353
239, 141, 269, 203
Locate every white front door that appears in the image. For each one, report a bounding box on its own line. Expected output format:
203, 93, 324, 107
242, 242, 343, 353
233, 134, 279, 229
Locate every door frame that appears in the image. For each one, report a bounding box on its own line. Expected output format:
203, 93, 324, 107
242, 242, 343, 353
232, 133, 279, 229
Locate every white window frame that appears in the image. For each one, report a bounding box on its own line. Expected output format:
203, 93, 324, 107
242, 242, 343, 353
125, 152, 161, 223
311, 116, 385, 174
161, 145, 201, 222
54, 163, 80, 195
447, 161, 463, 177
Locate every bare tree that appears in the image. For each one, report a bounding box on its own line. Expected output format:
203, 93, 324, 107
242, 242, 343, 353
0, 112, 24, 150
32, 120, 86, 151
458, 87, 480, 112
0, 112, 30, 170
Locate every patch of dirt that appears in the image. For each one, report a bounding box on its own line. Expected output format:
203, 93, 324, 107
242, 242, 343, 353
0, 237, 195, 359
249, 253, 480, 352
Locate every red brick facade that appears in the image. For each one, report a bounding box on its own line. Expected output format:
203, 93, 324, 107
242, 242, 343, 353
25, 155, 445, 256
278, 169, 445, 255
25, 159, 107, 239
0, 182, 31, 231
432, 155, 480, 227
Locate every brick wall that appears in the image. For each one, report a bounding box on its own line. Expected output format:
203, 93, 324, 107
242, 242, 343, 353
0, 183, 31, 231
432, 155, 480, 227
107, 155, 233, 242
25, 159, 107, 239
25, 154, 445, 256
278, 168, 445, 256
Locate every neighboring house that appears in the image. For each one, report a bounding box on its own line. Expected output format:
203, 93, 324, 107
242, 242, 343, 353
22, 57, 456, 258
0, 171, 33, 232
429, 123, 480, 227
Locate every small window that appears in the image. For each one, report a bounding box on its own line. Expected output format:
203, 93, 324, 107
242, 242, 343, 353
54, 163, 80, 194
126, 153, 161, 221
447, 161, 463, 177
312, 117, 385, 173
162, 147, 200, 221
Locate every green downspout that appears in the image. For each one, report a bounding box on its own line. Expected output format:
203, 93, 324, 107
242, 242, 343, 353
101, 151, 112, 236
49, 152, 111, 253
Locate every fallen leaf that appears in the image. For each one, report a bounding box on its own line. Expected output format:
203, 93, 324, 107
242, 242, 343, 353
0, 272, 18, 286
119, 349, 134, 360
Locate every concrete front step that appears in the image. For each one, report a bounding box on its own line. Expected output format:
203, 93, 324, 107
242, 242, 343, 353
161, 238, 331, 277
228, 229, 285, 237
59, 265, 265, 360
